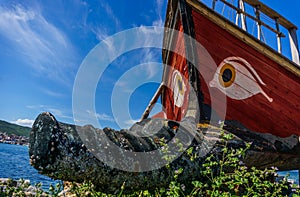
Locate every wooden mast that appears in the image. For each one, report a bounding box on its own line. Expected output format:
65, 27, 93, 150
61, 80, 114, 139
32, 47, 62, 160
178, 0, 205, 121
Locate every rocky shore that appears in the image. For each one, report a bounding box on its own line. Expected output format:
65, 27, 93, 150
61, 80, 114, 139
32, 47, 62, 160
0, 178, 47, 196
0, 132, 29, 146
0, 178, 78, 197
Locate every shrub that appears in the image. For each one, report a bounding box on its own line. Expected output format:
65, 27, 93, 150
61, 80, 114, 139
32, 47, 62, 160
2, 127, 299, 196
63, 130, 298, 197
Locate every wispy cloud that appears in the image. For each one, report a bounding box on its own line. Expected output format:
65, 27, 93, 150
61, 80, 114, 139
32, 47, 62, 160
139, 49, 161, 79
26, 105, 73, 120
0, 4, 76, 85
92, 1, 122, 43
124, 119, 139, 128
99, 1, 121, 31
86, 110, 114, 122
11, 118, 34, 127
41, 88, 66, 98
152, 0, 164, 27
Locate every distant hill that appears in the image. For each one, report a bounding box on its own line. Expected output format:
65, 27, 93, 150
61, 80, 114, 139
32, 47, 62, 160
0, 120, 31, 137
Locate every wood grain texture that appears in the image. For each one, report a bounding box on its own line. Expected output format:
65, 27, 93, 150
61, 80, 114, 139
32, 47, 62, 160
162, 0, 300, 137
191, 9, 300, 137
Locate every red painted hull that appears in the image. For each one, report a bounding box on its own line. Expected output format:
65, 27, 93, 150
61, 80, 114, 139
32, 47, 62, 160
162, 2, 300, 137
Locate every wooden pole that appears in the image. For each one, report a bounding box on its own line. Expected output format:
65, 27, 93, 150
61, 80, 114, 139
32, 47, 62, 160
178, 0, 205, 121
289, 28, 300, 65
140, 83, 165, 121
255, 5, 261, 41
239, 0, 247, 31
275, 18, 282, 54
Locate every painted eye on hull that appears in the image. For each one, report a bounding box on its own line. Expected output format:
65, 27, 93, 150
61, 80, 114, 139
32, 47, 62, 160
172, 70, 187, 107
209, 56, 273, 102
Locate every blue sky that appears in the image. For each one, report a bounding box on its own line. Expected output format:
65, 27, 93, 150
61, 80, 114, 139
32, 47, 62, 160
0, 0, 299, 129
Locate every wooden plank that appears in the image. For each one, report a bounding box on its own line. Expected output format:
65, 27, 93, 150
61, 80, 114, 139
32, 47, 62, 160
140, 83, 165, 121
243, 0, 297, 30
192, 14, 300, 96
178, 0, 205, 121
201, 87, 299, 137
163, 21, 189, 121
186, 0, 300, 76
202, 84, 300, 137
289, 28, 300, 65
192, 13, 300, 95
192, 11, 300, 102
162, 0, 300, 137
219, 0, 284, 36
191, 11, 300, 137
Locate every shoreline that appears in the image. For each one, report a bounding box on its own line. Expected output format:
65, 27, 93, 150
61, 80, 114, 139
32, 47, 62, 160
0, 141, 29, 146
0, 131, 29, 146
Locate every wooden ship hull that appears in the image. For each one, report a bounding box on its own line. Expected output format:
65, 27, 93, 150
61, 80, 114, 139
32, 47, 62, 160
159, 0, 300, 138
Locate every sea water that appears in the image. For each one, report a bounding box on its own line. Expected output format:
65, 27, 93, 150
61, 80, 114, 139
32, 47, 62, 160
0, 143, 59, 190
278, 170, 299, 185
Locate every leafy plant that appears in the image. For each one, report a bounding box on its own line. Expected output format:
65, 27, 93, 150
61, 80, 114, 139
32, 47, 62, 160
3, 124, 299, 196
0, 178, 45, 197
188, 131, 292, 196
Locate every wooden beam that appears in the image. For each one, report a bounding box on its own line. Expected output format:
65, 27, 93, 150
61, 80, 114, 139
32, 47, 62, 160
162, 2, 179, 109
178, 0, 205, 121
255, 6, 261, 41
238, 0, 247, 31
186, 0, 300, 76
275, 18, 282, 54
140, 83, 165, 121
219, 0, 285, 37
289, 28, 300, 65
243, 0, 297, 30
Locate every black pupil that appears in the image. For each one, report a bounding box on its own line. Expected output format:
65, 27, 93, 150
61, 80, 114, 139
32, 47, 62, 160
222, 68, 232, 83
178, 79, 182, 91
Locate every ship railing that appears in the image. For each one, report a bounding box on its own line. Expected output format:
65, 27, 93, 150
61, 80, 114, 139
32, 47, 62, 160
198, 0, 300, 65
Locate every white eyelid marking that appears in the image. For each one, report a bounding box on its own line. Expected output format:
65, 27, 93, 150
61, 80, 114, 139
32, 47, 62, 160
224, 57, 273, 102
224, 56, 266, 86
210, 56, 273, 102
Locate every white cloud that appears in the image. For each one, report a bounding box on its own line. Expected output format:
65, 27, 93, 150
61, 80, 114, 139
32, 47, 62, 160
92, 1, 121, 43
124, 119, 139, 128
152, 0, 164, 27
26, 105, 45, 109
96, 113, 114, 122
139, 49, 160, 79
12, 119, 34, 127
0, 4, 76, 84
93, 26, 109, 41
26, 105, 73, 120
99, 1, 121, 30
86, 110, 114, 122
152, 18, 164, 27
41, 88, 66, 98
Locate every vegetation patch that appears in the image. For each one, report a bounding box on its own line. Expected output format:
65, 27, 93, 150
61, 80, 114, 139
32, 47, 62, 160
2, 131, 299, 196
